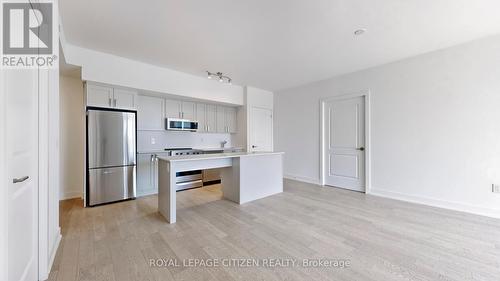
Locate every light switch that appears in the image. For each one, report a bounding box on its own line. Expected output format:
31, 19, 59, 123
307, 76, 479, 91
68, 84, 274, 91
151, 137, 156, 145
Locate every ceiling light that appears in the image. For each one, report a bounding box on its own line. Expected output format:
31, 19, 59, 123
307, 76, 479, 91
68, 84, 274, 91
354, 28, 366, 36
206, 71, 232, 84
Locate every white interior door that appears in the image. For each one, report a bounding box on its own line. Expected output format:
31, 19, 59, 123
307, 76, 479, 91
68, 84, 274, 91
250, 107, 273, 152
5, 69, 39, 281
324, 96, 365, 192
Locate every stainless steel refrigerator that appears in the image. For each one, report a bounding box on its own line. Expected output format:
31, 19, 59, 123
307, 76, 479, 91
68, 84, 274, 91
86, 109, 137, 206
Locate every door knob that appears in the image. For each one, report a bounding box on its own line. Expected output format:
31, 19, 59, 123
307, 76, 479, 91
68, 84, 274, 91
13, 176, 29, 183
356, 147, 365, 151
252, 145, 258, 148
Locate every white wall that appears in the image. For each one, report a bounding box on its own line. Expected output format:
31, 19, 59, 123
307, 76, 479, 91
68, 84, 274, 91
239, 87, 274, 152
275, 34, 500, 218
59, 75, 85, 200
138, 131, 235, 152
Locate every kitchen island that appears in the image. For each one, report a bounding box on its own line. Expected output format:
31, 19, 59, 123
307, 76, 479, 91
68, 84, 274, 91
157, 152, 284, 223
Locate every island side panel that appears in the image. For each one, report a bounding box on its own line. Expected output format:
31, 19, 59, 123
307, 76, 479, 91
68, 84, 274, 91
221, 158, 240, 203
158, 159, 177, 223
239, 154, 283, 204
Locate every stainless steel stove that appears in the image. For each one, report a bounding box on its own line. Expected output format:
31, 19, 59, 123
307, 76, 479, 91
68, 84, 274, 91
164, 148, 203, 191
164, 147, 203, 156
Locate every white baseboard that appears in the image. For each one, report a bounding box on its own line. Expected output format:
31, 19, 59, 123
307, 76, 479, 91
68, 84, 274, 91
40, 227, 61, 281
284, 174, 321, 186
369, 187, 500, 219
48, 228, 61, 273
60, 190, 82, 200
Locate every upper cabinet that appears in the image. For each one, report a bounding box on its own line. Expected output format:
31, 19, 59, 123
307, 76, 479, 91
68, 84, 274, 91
165, 99, 182, 118
206, 104, 218, 133
216, 106, 237, 134
86, 84, 113, 108
113, 88, 136, 110
181, 102, 196, 120
226, 107, 237, 133
134, 93, 238, 133
197, 104, 217, 133
86, 83, 137, 110
137, 95, 164, 130
196, 103, 207, 132
216, 105, 226, 133
164, 100, 196, 120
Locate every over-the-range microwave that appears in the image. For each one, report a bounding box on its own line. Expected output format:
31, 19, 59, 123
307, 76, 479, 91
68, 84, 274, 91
165, 118, 199, 131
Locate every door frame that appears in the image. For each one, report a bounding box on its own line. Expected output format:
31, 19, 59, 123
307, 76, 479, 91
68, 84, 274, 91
0, 69, 58, 280
320, 90, 371, 193
0, 69, 7, 281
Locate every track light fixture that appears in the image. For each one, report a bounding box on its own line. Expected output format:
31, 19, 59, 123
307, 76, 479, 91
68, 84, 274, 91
206, 71, 232, 84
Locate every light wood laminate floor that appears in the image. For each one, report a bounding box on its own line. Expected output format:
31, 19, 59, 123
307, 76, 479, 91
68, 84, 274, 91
49, 179, 500, 281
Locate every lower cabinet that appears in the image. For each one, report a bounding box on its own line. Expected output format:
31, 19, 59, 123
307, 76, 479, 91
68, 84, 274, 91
137, 153, 158, 197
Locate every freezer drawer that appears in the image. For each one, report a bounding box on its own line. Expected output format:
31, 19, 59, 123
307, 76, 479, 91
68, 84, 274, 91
88, 166, 136, 206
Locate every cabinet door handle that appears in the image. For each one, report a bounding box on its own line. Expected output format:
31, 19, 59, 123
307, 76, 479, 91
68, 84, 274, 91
150, 154, 154, 184
13, 176, 29, 184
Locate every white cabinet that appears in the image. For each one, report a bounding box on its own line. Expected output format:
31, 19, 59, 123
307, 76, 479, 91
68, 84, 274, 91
137, 95, 165, 130
196, 103, 207, 132
137, 154, 158, 196
181, 102, 196, 120
165, 99, 182, 118
216, 106, 238, 133
206, 104, 217, 133
216, 106, 226, 133
86, 83, 137, 110
86, 84, 113, 108
226, 107, 237, 133
113, 88, 136, 109
196, 103, 217, 132
137, 152, 172, 196
164, 100, 196, 119
136, 94, 237, 134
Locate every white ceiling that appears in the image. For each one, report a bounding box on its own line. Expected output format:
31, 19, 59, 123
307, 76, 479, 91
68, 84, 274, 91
60, 0, 500, 91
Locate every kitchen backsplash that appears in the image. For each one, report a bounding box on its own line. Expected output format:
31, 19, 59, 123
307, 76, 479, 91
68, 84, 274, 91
138, 130, 234, 152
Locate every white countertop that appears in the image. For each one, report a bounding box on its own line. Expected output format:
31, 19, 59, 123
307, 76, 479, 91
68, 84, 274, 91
137, 147, 244, 154
193, 147, 244, 151
157, 151, 284, 162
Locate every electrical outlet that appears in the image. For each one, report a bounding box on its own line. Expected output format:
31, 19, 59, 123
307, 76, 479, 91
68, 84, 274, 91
492, 184, 500, 193
151, 137, 156, 145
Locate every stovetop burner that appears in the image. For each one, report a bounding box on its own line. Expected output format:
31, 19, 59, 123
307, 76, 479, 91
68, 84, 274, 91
164, 147, 203, 156
164, 147, 193, 151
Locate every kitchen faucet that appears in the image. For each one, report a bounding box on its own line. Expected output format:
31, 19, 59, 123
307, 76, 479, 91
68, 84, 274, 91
221, 140, 227, 148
